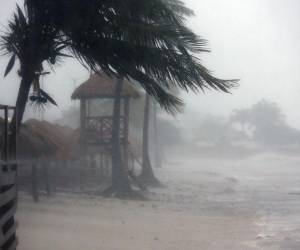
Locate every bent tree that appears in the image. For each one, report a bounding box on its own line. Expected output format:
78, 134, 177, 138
140, 84, 183, 186
1, 0, 238, 197
139, 94, 162, 186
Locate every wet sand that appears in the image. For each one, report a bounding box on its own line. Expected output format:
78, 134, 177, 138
16, 153, 300, 249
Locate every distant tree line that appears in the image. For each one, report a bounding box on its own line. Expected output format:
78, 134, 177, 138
188, 99, 300, 149
231, 100, 300, 147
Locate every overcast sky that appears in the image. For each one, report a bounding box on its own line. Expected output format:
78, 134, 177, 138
0, 0, 300, 127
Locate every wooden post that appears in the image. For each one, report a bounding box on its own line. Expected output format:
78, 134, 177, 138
105, 154, 110, 177
4, 106, 8, 164
80, 99, 87, 156
78, 161, 84, 192
131, 152, 135, 173
100, 151, 104, 179
43, 161, 51, 197
123, 98, 130, 171
32, 162, 39, 202
80, 99, 87, 132
87, 99, 90, 118
11, 107, 17, 171
0, 105, 18, 250
80, 99, 88, 173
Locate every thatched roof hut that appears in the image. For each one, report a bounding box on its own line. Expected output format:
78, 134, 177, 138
17, 123, 56, 159
0, 114, 84, 161
17, 120, 75, 160
71, 73, 140, 100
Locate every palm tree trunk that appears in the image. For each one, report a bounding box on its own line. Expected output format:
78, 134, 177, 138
9, 72, 35, 154
153, 101, 162, 168
3, 71, 34, 250
111, 77, 131, 196
140, 94, 160, 186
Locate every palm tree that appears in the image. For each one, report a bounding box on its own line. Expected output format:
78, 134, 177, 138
22, 0, 235, 103
1, 5, 65, 151
140, 84, 182, 186
139, 93, 161, 186
103, 0, 237, 194
152, 101, 162, 168
110, 77, 133, 196
2, 0, 237, 197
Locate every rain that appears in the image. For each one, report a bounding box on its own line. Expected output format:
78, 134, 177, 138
0, 1, 300, 249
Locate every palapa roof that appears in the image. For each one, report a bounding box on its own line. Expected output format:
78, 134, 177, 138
71, 73, 140, 100
8, 119, 76, 160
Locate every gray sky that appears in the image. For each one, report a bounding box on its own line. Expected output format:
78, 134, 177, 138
0, 0, 300, 127
182, 0, 300, 127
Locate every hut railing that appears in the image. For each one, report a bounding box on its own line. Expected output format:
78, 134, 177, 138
83, 115, 125, 144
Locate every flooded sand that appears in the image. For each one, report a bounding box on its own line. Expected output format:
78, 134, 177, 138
16, 153, 300, 250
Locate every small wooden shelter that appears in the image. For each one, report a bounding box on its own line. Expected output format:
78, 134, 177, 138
71, 73, 139, 166
17, 119, 75, 160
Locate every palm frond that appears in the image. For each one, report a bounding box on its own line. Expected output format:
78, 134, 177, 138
1, 5, 71, 75
16, 0, 239, 113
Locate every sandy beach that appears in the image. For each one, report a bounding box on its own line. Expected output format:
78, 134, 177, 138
16, 153, 300, 250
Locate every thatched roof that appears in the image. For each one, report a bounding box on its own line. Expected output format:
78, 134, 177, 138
0, 117, 53, 160
71, 73, 140, 100
17, 120, 76, 160
17, 123, 56, 159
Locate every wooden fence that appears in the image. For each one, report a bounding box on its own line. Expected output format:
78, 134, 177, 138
0, 104, 17, 250
17, 150, 143, 201
17, 158, 111, 199
0, 163, 17, 250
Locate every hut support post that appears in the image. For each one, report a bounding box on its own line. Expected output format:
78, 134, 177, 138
32, 162, 39, 202
131, 153, 135, 173
100, 152, 104, 179
105, 155, 109, 177
123, 98, 130, 171
80, 99, 88, 168
43, 161, 51, 197
80, 99, 87, 132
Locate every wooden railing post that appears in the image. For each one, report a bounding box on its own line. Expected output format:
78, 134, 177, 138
43, 161, 51, 197
31, 162, 39, 202
0, 105, 18, 250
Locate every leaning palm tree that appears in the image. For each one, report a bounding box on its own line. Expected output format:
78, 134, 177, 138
102, 0, 237, 195
1, 6, 64, 147
153, 100, 162, 169
140, 85, 183, 186
139, 93, 162, 186
2, 0, 237, 197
